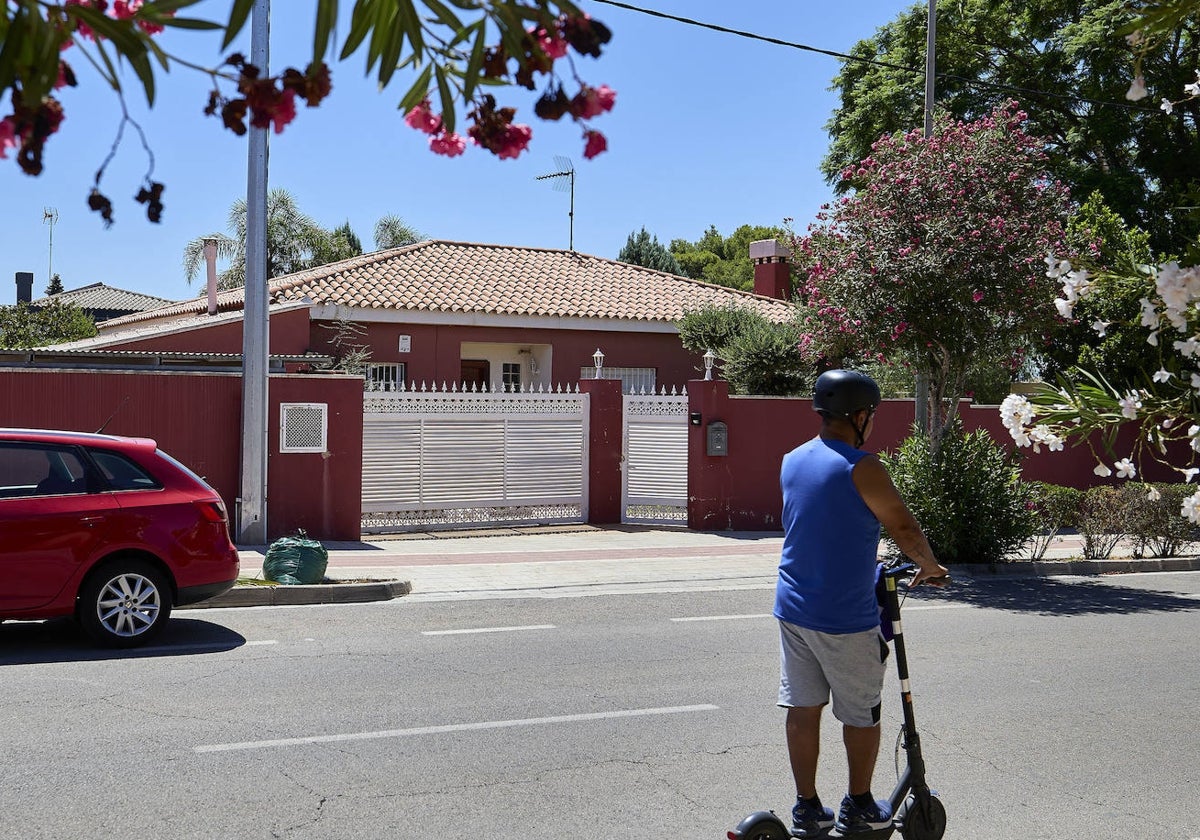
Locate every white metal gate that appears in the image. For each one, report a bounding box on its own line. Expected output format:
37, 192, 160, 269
362, 386, 589, 532
622, 390, 689, 524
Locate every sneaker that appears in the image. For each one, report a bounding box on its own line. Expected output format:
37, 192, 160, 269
834, 795, 892, 834
791, 797, 835, 837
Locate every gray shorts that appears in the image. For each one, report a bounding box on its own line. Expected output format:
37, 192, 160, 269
778, 620, 888, 728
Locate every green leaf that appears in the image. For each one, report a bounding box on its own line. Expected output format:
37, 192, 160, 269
341, 0, 376, 62
314, 0, 338, 61
461, 19, 486, 102
396, 62, 433, 113
146, 0, 209, 13
222, 0, 256, 50
434, 64, 455, 133
90, 39, 123, 94
157, 17, 223, 32
422, 0, 463, 29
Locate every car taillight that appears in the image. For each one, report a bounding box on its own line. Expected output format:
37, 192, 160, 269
195, 500, 228, 523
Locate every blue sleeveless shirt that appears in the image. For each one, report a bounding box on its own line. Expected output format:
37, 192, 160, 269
774, 436, 881, 634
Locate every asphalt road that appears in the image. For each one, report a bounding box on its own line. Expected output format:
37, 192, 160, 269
1, 571, 1198, 839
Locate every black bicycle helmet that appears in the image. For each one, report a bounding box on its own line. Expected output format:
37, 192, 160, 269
813, 369, 881, 446
812, 369, 881, 418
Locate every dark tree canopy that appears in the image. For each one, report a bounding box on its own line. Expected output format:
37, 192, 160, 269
824, 0, 1200, 255
616, 227, 683, 274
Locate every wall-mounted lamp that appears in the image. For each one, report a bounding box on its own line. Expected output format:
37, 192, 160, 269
592, 347, 605, 379
703, 348, 716, 380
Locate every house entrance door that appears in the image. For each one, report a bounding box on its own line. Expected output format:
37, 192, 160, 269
460, 359, 489, 390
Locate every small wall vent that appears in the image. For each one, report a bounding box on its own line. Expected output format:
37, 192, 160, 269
280, 403, 328, 453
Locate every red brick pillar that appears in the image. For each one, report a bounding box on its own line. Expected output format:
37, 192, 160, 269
751, 239, 792, 300
580, 378, 623, 524
687, 378, 734, 530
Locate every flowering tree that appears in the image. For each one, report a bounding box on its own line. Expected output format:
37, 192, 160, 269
792, 102, 1073, 452
0, 1, 614, 225
1001, 1, 1200, 523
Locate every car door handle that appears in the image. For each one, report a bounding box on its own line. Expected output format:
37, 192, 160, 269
79, 516, 105, 527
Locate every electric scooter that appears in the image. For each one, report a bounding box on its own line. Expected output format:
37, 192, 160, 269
728, 559, 947, 840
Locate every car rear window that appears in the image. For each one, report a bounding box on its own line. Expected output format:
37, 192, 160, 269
153, 449, 213, 489
88, 449, 163, 492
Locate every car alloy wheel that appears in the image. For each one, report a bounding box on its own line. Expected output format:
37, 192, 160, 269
79, 560, 173, 647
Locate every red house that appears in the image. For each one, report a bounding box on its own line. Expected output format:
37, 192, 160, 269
74, 240, 795, 392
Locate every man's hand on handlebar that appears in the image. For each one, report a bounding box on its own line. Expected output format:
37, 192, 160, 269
911, 561, 951, 587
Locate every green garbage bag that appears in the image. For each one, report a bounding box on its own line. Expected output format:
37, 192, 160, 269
263, 534, 328, 585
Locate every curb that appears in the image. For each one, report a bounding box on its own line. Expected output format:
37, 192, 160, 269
955, 556, 1200, 577
185, 580, 412, 609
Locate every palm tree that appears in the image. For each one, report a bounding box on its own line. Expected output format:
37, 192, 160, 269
183, 191, 425, 290
373, 214, 423, 250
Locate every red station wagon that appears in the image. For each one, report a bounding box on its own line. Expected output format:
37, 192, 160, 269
0, 429, 240, 647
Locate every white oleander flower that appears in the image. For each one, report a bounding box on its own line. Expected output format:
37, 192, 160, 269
1115, 458, 1137, 479
1182, 490, 1200, 523
1148, 485, 1162, 502
1092, 319, 1111, 337
1094, 463, 1112, 477
1186, 70, 1200, 97
1119, 392, 1142, 420
1127, 75, 1148, 101
1162, 98, 1175, 114
1153, 369, 1172, 383
1183, 467, 1199, 483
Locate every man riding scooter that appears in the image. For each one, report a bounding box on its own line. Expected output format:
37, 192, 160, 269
776, 370, 949, 836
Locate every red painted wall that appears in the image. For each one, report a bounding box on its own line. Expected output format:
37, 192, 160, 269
0, 369, 363, 541
686, 381, 1181, 532
305, 320, 706, 390
104, 307, 312, 356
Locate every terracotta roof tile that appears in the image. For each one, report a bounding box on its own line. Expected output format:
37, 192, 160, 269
98, 240, 793, 330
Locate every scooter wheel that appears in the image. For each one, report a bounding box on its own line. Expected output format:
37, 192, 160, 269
728, 811, 791, 840
898, 793, 946, 840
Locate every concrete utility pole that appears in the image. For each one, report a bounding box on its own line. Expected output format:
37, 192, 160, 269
238, 0, 270, 544
915, 0, 936, 434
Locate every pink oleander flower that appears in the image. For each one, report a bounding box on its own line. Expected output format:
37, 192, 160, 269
571, 84, 616, 119
271, 89, 297, 134
430, 130, 466, 157
404, 100, 443, 135
531, 25, 569, 59
583, 129, 607, 159
972, 290, 985, 303
494, 123, 532, 159
0, 117, 17, 159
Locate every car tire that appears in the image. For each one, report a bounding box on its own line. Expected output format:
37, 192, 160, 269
78, 560, 173, 648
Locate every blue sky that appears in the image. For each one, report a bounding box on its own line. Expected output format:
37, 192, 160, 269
0, 0, 917, 306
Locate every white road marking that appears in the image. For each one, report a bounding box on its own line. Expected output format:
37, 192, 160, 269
670, 604, 972, 623
245, 640, 278, 646
421, 624, 556, 636
195, 704, 720, 754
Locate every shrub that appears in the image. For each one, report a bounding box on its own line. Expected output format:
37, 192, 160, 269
884, 423, 1036, 566
1026, 483, 1083, 560
1077, 486, 1130, 559
1123, 484, 1200, 558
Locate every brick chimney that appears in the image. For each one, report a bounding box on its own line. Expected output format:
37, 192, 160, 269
15, 272, 33, 304
750, 240, 791, 300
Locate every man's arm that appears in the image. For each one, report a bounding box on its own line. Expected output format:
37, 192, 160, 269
852, 454, 949, 587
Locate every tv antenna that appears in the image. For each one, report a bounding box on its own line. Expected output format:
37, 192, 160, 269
536, 155, 575, 251
43, 207, 59, 288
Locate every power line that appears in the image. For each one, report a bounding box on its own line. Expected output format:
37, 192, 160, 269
592, 0, 1157, 115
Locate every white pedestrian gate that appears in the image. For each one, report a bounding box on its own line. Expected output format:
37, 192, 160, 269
622, 390, 689, 524
362, 385, 589, 532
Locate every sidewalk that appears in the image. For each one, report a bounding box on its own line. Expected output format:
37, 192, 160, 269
187, 525, 1200, 609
